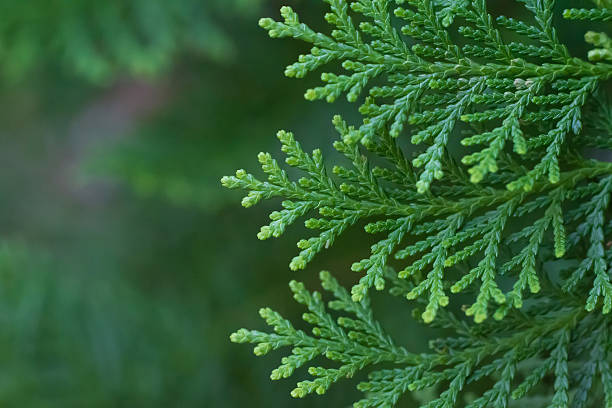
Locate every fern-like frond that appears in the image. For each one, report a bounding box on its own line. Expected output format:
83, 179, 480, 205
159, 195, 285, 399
232, 270, 612, 407
259, 1, 612, 191
227, 1, 612, 406
223, 120, 612, 321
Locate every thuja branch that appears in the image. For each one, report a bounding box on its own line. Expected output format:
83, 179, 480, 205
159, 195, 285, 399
226, 0, 612, 406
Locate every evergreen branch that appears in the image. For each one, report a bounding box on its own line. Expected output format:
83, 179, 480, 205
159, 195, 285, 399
230, 1, 612, 406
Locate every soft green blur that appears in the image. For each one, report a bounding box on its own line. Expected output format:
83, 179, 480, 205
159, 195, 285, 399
0, 1, 590, 406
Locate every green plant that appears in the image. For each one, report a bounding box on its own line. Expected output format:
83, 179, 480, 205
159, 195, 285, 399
223, 0, 612, 406
0, 0, 262, 83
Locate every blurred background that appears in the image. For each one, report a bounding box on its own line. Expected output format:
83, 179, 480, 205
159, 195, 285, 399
0, 0, 593, 407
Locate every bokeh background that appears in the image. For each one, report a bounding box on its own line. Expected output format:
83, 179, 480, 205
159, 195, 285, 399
0, 0, 594, 407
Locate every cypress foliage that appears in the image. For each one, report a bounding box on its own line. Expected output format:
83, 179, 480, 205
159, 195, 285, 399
224, 0, 612, 406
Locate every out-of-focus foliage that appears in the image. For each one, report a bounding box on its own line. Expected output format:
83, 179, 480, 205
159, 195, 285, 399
83, 59, 302, 211
0, 0, 262, 83
0, 242, 211, 406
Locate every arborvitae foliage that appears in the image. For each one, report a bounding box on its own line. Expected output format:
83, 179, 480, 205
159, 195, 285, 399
223, 0, 612, 406
0, 0, 261, 83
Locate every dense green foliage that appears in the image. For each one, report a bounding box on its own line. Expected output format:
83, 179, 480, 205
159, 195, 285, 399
225, 0, 612, 406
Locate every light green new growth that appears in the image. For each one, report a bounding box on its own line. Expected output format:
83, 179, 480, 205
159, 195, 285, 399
223, 0, 612, 406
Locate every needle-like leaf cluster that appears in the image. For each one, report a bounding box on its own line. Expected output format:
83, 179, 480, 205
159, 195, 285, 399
223, 0, 612, 406
232, 269, 612, 407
